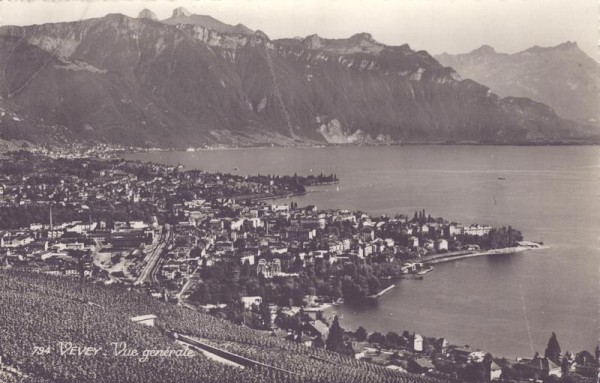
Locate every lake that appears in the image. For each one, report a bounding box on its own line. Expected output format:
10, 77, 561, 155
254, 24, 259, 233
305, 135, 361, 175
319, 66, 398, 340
124, 145, 600, 358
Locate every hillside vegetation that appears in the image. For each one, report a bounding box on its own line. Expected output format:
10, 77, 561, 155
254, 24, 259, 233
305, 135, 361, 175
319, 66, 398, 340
0, 270, 451, 383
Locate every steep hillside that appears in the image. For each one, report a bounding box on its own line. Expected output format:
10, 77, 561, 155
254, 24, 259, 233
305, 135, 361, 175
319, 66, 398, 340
0, 11, 595, 147
0, 269, 449, 383
436, 43, 600, 124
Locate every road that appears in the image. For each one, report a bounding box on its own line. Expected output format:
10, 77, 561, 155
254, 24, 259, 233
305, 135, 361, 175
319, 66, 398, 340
176, 267, 199, 303
175, 334, 296, 375
134, 225, 172, 286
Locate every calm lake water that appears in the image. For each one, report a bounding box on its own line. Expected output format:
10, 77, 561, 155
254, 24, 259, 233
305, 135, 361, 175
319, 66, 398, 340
125, 146, 600, 358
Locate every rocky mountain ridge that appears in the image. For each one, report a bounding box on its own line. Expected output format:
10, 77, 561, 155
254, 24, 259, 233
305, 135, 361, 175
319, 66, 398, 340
158, 7, 254, 35
0, 10, 595, 148
436, 42, 600, 124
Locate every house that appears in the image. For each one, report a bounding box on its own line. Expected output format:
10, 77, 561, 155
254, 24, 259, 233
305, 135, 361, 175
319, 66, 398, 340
369, 353, 393, 367
129, 221, 147, 229
286, 227, 315, 241
64, 269, 79, 276
490, 361, 502, 380
434, 338, 450, 354
130, 314, 157, 327
351, 341, 368, 359
423, 239, 435, 250
386, 363, 407, 373
519, 357, 562, 379
435, 239, 449, 251
214, 241, 234, 252
1, 233, 34, 248
359, 227, 374, 242
271, 329, 293, 341
271, 204, 290, 213
408, 357, 435, 374
413, 334, 423, 352
303, 320, 329, 340
463, 224, 491, 236
446, 224, 463, 237
452, 347, 485, 363
302, 308, 323, 321
295, 333, 314, 347
257, 259, 281, 278
239, 254, 255, 266
241, 296, 262, 309
408, 236, 419, 249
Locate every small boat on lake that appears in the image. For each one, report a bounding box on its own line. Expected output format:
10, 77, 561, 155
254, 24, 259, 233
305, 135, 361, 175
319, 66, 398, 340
416, 266, 434, 275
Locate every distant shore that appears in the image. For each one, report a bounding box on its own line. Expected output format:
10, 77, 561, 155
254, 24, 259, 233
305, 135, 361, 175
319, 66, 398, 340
118, 141, 600, 156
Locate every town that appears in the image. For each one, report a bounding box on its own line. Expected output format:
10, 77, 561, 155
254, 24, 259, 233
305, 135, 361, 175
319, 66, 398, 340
0, 150, 595, 383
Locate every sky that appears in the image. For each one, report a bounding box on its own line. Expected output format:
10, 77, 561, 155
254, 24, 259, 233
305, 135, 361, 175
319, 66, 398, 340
0, 0, 597, 59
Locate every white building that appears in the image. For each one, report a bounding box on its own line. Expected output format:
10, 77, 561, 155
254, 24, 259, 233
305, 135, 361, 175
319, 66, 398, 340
435, 239, 449, 251
413, 334, 423, 352
463, 224, 492, 236
241, 296, 262, 309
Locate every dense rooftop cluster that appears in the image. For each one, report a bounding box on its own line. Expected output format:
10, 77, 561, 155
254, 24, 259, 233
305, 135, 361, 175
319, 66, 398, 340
1, 152, 594, 383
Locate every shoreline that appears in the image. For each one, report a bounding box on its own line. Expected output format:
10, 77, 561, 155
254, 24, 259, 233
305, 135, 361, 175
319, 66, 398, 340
422, 246, 541, 265
119, 141, 600, 156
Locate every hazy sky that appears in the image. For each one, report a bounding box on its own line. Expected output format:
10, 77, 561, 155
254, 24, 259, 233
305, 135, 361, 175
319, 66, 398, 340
0, 0, 597, 59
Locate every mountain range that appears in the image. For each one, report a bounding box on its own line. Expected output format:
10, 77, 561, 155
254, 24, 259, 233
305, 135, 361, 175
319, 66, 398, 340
436, 43, 600, 124
0, 8, 596, 148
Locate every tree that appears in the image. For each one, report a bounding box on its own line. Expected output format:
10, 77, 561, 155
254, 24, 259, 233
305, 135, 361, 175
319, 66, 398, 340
483, 353, 494, 381
313, 336, 325, 349
355, 326, 368, 342
385, 332, 403, 348
189, 283, 212, 304
258, 302, 272, 330
326, 315, 345, 353
368, 332, 386, 346
561, 351, 572, 375
544, 332, 561, 364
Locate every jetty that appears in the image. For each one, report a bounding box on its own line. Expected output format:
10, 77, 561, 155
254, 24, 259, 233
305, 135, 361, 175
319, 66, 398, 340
367, 284, 395, 299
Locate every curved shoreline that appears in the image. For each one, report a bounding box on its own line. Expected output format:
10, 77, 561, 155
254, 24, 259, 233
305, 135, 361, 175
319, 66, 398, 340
422, 245, 546, 265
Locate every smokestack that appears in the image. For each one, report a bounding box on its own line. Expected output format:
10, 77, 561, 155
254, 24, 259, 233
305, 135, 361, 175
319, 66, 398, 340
49, 205, 53, 232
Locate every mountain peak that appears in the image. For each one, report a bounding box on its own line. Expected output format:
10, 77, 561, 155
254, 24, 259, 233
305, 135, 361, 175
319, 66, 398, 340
472, 45, 496, 55
556, 41, 578, 49
253, 30, 270, 40
138, 9, 157, 21
161, 9, 254, 35
232, 23, 253, 35
0, 15, 593, 146
524, 41, 580, 54
303, 34, 323, 49
172, 7, 191, 18
349, 32, 376, 44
